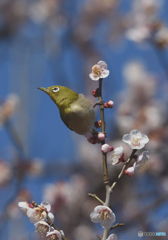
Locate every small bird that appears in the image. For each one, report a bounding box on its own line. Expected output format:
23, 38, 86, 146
38, 85, 96, 135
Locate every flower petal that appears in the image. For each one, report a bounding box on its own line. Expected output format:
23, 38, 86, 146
18, 202, 27, 208
89, 73, 99, 81
46, 230, 62, 240
107, 233, 118, 240
98, 61, 108, 69
101, 70, 110, 78
130, 129, 141, 136
90, 211, 101, 223
100, 211, 115, 229
48, 212, 54, 223
41, 201, 51, 211
122, 134, 131, 143
141, 134, 149, 144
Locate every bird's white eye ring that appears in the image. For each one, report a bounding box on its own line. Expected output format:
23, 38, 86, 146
53, 87, 59, 92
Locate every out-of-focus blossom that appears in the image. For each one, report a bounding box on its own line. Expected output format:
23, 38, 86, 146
18, 201, 54, 223
126, 26, 150, 43
28, 0, 60, 23
155, 27, 168, 48
125, 0, 162, 44
17, 188, 32, 202
73, 225, 95, 240
122, 130, 149, 149
147, 153, 163, 175
34, 221, 50, 238
89, 61, 109, 80
43, 174, 87, 211
28, 158, 44, 176
143, 103, 165, 130
110, 146, 124, 165
90, 205, 115, 229
133, 151, 150, 171
0, 160, 12, 186
101, 144, 111, 153
0, 94, 19, 126
134, 0, 161, 14
46, 229, 62, 240
107, 233, 118, 240
123, 62, 157, 95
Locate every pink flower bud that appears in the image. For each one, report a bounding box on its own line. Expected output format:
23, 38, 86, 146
124, 167, 135, 177
104, 100, 114, 108
107, 100, 114, 108
92, 88, 99, 97
101, 144, 110, 153
98, 132, 105, 141
94, 120, 101, 128
109, 146, 114, 152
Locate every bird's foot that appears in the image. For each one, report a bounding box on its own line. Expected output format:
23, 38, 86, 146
93, 99, 105, 108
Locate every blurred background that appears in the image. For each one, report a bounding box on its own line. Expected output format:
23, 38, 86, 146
0, 0, 168, 239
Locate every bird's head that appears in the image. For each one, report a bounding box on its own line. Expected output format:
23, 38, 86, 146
38, 85, 79, 109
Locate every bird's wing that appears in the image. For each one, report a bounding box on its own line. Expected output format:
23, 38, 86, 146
60, 96, 96, 135
60, 105, 82, 132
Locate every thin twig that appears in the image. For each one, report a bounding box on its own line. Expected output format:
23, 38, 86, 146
110, 223, 124, 231
98, 78, 109, 185
88, 193, 104, 205
111, 149, 137, 190
98, 78, 111, 240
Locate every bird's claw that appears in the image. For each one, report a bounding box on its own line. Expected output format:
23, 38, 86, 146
93, 100, 105, 108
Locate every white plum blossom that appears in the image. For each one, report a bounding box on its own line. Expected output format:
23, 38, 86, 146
89, 61, 109, 80
133, 151, 150, 171
90, 205, 115, 229
46, 229, 62, 240
18, 201, 54, 223
18, 201, 35, 216
125, 151, 150, 176
122, 129, 149, 149
110, 146, 124, 165
155, 27, 168, 47
107, 233, 118, 240
34, 220, 50, 238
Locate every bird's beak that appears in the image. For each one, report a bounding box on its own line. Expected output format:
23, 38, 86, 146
38, 87, 49, 94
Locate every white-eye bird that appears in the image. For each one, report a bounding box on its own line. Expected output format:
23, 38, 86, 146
38, 85, 96, 135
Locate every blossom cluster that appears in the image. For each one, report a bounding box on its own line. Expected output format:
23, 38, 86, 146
87, 61, 150, 176
110, 129, 150, 176
18, 201, 63, 240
